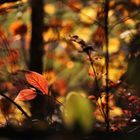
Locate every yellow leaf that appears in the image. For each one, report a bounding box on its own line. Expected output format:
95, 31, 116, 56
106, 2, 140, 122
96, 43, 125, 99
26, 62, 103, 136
79, 6, 97, 25
44, 4, 56, 15
103, 38, 120, 54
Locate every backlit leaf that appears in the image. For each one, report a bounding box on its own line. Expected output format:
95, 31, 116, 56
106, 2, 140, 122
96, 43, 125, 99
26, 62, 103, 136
15, 89, 37, 101
25, 71, 48, 95
103, 38, 120, 54
79, 6, 97, 25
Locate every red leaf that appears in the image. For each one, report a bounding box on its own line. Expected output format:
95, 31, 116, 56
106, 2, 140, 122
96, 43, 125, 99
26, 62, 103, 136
25, 71, 48, 95
15, 89, 37, 101
128, 95, 137, 101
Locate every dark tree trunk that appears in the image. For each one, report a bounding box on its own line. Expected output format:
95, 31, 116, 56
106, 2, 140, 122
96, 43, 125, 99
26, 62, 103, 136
30, 0, 45, 119
30, 0, 44, 73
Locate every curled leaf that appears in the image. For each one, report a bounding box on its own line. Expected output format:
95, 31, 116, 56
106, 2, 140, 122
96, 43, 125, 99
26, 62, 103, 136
15, 89, 37, 101
25, 71, 48, 95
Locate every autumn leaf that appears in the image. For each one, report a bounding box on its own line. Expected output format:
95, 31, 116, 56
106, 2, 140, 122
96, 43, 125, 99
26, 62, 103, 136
15, 89, 37, 101
67, 0, 82, 12
88, 67, 94, 78
25, 71, 48, 95
131, 0, 140, 6
128, 95, 137, 101
92, 26, 106, 47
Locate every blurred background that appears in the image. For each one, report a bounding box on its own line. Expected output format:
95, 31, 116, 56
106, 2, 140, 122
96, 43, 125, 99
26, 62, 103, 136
0, 0, 140, 133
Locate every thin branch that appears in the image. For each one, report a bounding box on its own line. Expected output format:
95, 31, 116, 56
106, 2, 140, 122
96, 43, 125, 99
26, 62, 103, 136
0, 0, 19, 4
0, 2, 24, 14
68, 35, 108, 122
48, 85, 64, 106
104, 0, 110, 131
0, 93, 31, 119
87, 51, 99, 92
110, 9, 140, 31
86, 50, 108, 123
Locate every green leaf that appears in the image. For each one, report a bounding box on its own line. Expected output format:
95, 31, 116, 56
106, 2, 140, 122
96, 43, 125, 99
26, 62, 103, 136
62, 91, 94, 132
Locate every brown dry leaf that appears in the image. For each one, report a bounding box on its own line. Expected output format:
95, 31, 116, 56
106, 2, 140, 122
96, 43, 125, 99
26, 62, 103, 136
67, 0, 82, 12
92, 26, 106, 47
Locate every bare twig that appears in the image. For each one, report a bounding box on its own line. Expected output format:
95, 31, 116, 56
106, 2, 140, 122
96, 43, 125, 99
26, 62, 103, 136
0, 2, 24, 14
104, 0, 110, 131
110, 9, 140, 30
87, 52, 108, 122
68, 35, 108, 122
0, 93, 30, 119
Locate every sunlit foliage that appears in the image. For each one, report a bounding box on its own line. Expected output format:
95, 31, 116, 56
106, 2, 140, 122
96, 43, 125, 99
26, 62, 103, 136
0, 0, 140, 133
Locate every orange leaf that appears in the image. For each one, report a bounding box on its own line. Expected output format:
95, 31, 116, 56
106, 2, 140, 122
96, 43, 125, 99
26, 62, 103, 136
88, 68, 94, 78
15, 89, 37, 101
25, 71, 48, 95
